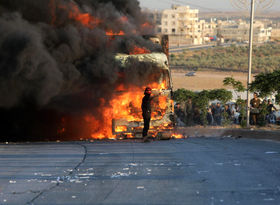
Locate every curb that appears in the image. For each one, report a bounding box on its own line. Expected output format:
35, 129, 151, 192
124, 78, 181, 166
175, 127, 280, 141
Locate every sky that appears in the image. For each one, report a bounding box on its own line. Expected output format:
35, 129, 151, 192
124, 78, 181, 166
138, 0, 280, 12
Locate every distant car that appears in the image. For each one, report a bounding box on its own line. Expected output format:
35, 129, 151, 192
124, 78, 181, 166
185, 72, 196, 77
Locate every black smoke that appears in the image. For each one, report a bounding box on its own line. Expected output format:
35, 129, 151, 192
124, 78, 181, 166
0, 0, 160, 141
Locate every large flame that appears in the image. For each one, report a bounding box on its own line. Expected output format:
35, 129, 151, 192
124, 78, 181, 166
87, 81, 169, 139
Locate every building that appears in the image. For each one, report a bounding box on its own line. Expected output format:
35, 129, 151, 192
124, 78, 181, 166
144, 5, 219, 46
160, 5, 203, 45
217, 20, 272, 43
198, 19, 218, 43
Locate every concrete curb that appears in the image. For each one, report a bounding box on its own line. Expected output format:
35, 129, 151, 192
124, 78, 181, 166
175, 127, 280, 141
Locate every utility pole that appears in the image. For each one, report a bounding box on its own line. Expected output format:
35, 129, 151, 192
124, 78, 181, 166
231, 0, 275, 127
246, 0, 255, 128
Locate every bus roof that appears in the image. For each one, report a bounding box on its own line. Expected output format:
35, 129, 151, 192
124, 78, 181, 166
115, 52, 169, 70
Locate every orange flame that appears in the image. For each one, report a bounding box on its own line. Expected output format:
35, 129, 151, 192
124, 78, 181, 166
172, 134, 184, 139
141, 22, 153, 29
115, 126, 127, 132
106, 30, 125, 36
57, 2, 101, 29
129, 46, 151, 55
68, 4, 101, 29
88, 82, 169, 140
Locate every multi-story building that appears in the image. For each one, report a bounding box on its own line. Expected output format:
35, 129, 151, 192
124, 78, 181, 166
160, 5, 203, 45
198, 19, 218, 43
144, 5, 219, 45
217, 20, 272, 43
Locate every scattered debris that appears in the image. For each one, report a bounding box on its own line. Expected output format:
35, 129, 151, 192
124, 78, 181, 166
264, 198, 275, 201
265, 151, 278, 154
78, 173, 94, 176
128, 163, 139, 167
111, 172, 129, 178
40, 173, 52, 177
197, 170, 209, 174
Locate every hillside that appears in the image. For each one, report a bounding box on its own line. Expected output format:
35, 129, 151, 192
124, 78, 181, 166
170, 43, 280, 73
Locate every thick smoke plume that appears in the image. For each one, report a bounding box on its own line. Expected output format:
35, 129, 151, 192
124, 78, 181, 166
0, 0, 160, 140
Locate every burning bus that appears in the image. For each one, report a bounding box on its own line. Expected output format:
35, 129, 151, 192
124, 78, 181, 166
112, 51, 174, 139
88, 35, 175, 140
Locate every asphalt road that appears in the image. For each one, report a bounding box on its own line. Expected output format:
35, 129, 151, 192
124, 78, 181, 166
1, 138, 280, 205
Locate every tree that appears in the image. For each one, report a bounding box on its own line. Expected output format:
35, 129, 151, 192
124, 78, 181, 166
173, 89, 196, 103
208, 89, 233, 104
250, 70, 280, 104
223, 77, 246, 93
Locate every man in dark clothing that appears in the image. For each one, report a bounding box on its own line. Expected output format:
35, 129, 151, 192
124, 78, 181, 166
267, 99, 278, 114
185, 98, 193, 126
207, 107, 214, 125
224, 104, 232, 119
266, 99, 278, 124
214, 102, 222, 126
175, 103, 185, 126
142, 87, 152, 142
250, 92, 261, 125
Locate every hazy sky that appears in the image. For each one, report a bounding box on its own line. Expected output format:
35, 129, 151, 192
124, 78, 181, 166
138, 0, 280, 12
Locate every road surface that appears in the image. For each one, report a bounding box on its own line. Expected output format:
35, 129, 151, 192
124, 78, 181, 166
1, 138, 280, 205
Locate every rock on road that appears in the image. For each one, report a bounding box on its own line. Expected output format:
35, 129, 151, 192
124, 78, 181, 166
0, 138, 280, 205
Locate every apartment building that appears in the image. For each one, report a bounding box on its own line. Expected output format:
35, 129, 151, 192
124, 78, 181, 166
161, 5, 202, 45
144, 5, 219, 45
217, 20, 272, 43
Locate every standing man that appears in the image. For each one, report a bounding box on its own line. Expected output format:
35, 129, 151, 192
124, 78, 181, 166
267, 99, 278, 114
214, 102, 222, 126
175, 103, 185, 126
142, 87, 152, 142
185, 98, 193, 126
250, 92, 261, 125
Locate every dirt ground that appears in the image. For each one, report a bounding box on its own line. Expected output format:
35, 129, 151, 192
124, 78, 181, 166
171, 70, 248, 91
